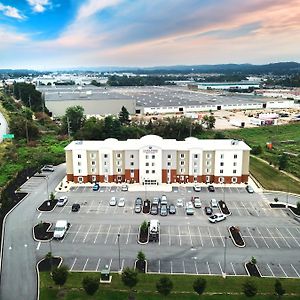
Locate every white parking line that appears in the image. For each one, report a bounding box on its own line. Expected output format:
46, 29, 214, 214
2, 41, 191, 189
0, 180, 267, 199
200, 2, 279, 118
36, 241, 41, 250
109, 258, 112, 270
96, 200, 102, 214
217, 227, 225, 247
256, 227, 269, 248
182, 261, 186, 274
291, 264, 300, 277
178, 226, 182, 246
104, 225, 111, 244
231, 262, 236, 275
276, 228, 291, 248
158, 260, 161, 273
70, 258, 77, 271
266, 228, 280, 248
72, 225, 82, 243
207, 262, 211, 275
247, 227, 259, 248
285, 228, 300, 247
218, 261, 223, 274
83, 258, 89, 271
232, 201, 242, 216
267, 264, 275, 277
126, 225, 131, 245
82, 225, 92, 243
170, 261, 173, 274
194, 261, 198, 274
37, 212, 42, 219
278, 264, 288, 277
121, 259, 125, 272
115, 225, 122, 244
197, 226, 203, 247
94, 224, 102, 244
249, 202, 260, 216
95, 258, 101, 271
207, 227, 214, 247
61, 224, 71, 243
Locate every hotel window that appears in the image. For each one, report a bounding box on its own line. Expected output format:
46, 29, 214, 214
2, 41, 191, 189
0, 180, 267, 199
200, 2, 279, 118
146, 170, 149, 174
104, 154, 108, 158
167, 169, 171, 174
104, 161, 107, 166
78, 169, 81, 174
194, 154, 198, 159
91, 168, 96, 174
220, 169, 224, 174
91, 161, 96, 165
233, 169, 237, 174
77, 154, 81, 159
146, 155, 149, 159
180, 161, 185, 166
104, 168, 108, 173
206, 168, 210, 173
78, 162, 81, 166
146, 162, 149, 166
206, 160, 211, 166
180, 168, 184, 173
152, 155, 155, 159
116, 161, 121, 166
130, 162, 134, 166
180, 153, 185, 159
117, 168, 122, 173
130, 169, 134, 174
167, 162, 171, 167
233, 162, 237, 166
220, 154, 224, 159
90, 153, 96, 159
152, 170, 155, 174
116, 153, 121, 158
234, 154, 238, 159
220, 162, 224, 166
167, 154, 171, 159
193, 169, 197, 173
152, 162, 155, 166
130, 154, 134, 159
206, 153, 211, 159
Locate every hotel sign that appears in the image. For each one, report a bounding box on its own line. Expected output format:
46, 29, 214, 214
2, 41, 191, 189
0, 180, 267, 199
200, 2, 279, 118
143, 146, 158, 154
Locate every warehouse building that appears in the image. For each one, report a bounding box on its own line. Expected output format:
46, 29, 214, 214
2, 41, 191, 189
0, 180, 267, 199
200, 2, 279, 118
65, 135, 251, 185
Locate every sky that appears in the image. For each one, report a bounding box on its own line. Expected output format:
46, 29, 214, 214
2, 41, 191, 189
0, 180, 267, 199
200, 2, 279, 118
0, 0, 300, 69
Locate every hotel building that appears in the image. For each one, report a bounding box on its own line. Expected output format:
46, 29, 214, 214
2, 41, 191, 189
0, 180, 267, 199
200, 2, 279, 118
65, 135, 251, 185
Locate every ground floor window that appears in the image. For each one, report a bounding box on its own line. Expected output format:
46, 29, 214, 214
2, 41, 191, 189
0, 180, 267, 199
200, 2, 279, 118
92, 175, 96, 182
206, 176, 210, 183
231, 177, 237, 183
144, 179, 157, 185
78, 177, 83, 183
218, 177, 224, 183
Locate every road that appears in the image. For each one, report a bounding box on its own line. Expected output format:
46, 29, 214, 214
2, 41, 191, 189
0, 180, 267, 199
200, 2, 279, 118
0, 111, 8, 142
0, 165, 66, 300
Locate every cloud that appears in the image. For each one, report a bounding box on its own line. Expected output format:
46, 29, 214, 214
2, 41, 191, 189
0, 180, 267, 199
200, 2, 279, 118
76, 0, 122, 20
0, 3, 24, 19
27, 0, 51, 13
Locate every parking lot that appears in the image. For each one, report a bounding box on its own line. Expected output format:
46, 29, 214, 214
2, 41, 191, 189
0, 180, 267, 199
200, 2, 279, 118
35, 183, 300, 279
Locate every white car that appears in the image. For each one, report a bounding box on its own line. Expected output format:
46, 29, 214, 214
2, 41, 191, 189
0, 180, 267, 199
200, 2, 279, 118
109, 197, 117, 206
176, 198, 184, 207
161, 195, 168, 205
118, 197, 125, 207
246, 185, 254, 193
193, 185, 201, 192
208, 213, 226, 223
57, 196, 68, 207
194, 197, 202, 208
211, 198, 218, 208
186, 202, 194, 215
121, 185, 128, 191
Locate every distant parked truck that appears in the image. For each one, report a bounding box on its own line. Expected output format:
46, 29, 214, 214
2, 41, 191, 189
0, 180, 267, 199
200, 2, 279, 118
250, 118, 265, 126
229, 119, 245, 128
258, 113, 279, 120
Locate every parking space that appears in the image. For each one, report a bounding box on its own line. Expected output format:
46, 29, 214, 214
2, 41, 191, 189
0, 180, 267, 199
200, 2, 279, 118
20, 175, 48, 193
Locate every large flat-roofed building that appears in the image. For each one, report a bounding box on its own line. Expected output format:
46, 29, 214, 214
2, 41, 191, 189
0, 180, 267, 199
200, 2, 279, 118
65, 135, 251, 185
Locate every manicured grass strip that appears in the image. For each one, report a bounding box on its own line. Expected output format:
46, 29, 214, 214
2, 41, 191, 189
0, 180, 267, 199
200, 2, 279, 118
250, 156, 300, 194
40, 272, 300, 300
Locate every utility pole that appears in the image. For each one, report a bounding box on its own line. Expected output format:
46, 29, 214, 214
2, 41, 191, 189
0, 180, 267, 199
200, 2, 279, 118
223, 236, 228, 278
117, 233, 121, 271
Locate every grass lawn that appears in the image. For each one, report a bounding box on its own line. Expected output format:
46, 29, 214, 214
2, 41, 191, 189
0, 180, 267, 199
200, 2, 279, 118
40, 272, 300, 300
250, 156, 300, 194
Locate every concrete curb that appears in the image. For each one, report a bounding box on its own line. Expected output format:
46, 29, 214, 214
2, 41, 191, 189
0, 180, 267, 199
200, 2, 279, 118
134, 259, 148, 273
32, 222, 53, 243
137, 226, 149, 245
228, 226, 245, 248
244, 262, 262, 277
36, 200, 57, 213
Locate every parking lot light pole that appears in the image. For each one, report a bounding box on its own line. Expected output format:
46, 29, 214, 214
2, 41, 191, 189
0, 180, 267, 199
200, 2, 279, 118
117, 233, 121, 272
49, 239, 53, 271
222, 236, 228, 278
43, 176, 49, 200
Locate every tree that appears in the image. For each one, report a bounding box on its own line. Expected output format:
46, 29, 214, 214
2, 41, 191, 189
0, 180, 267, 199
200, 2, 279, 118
193, 278, 206, 295
278, 153, 288, 170
121, 267, 138, 289
156, 276, 173, 296
250, 256, 257, 265
214, 131, 226, 139
137, 250, 146, 262
242, 280, 257, 297
119, 106, 130, 125
9, 114, 39, 140
251, 145, 263, 155
63, 105, 85, 135
274, 279, 285, 298
82, 276, 100, 295
52, 265, 68, 286
140, 221, 148, 234
202, 114, 215, 129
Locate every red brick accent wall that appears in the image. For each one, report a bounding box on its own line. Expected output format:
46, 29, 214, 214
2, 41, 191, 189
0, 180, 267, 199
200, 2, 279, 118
241, 175, 249, 183
67, 174, 74, 181
73, 176, 88, 183
162, 169, 167, 183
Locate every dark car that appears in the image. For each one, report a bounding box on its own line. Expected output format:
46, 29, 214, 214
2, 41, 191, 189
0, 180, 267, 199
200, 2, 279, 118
160, 204, 168, 216
92, 183, 100, 191
169, 204, 176, 214
71, 203, 80, 212
204, 206, 213, 215
150, 204, 159, 215
208, 185, 215, 192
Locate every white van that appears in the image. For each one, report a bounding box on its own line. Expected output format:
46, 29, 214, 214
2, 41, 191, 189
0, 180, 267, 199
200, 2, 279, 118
149, 219, 160, 242
53, 220, 69, 239
211, 199, 218, 208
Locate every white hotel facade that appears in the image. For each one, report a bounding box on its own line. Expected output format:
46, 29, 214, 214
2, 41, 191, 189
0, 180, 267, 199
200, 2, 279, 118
65, 135, 251, 185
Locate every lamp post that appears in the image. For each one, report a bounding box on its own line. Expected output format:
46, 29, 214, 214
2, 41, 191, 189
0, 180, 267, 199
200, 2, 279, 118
44, 176, 49, 200
117, 233, 121, 271
49, 239, 53, 272
222, 236, 228, 278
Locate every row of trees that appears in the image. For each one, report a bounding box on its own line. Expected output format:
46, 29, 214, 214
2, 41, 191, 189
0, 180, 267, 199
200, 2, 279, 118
107, 75, 175, 86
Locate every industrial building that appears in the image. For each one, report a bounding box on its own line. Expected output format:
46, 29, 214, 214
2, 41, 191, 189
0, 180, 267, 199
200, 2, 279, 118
188, 82, 260, 90
65, 135, 251, 185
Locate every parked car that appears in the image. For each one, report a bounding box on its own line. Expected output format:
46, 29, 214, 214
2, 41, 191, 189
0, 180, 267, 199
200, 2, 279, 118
208, 213, 226, 223
92, 183, 100, 191
194, 197, 201, 208
71, 203, 80, 212
118, 197, 125, 207
210, 198, 218, 208
109, 197, 117, 206
150, 204, 159, 215
134, 204, 142, 213
160, 204, 168, 216
152, 197, 160, 206
169, 204, 176, 214
161, 195, 167, 205
57, 196, 68, 207
41, 165, 54, 172
176, 198, 184, 207
246, 185, 254, 193
135, 197, 143, 206
193, 185, 201, 192
53, 220, 69, 239
204, 206, 213, 215
121, 185, 128, 191
186, 202, 194, 215
208, 185, 215, 192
